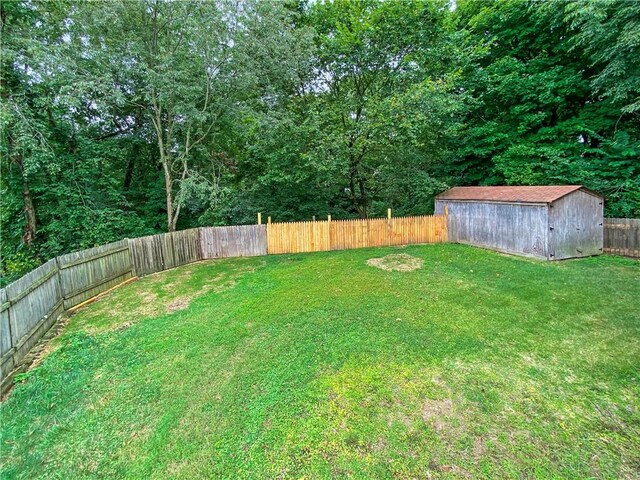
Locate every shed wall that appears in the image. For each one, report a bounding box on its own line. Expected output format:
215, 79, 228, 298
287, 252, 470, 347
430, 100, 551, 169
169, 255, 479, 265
435, 200, 548, 259
548, 190, 603, 259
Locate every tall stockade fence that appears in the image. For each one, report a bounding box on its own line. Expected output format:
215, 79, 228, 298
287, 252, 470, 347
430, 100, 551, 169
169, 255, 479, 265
3, 214, 636, 395
1, 214, 445, 395
603, 218, 640, 258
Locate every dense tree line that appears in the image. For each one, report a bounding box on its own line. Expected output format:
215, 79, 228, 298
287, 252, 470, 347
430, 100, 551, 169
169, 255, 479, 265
1, 0, 638, 282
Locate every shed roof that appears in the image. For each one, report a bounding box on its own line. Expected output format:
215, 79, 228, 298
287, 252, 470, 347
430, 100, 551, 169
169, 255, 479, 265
435, 186, 599, 204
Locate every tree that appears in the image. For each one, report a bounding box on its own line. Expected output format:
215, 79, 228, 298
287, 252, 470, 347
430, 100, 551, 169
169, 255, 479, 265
2, 0, 638, 284
307, 0, 457, 218
233, 0, 460, 221
452, 0, 639, 216
566, 0, 640, 115
66, 1, 237, 232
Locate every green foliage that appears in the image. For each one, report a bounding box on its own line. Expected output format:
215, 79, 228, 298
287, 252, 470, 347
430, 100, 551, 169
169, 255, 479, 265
452, 0, 639, 217
1, 245, 639, 477
566, 0, 640, 114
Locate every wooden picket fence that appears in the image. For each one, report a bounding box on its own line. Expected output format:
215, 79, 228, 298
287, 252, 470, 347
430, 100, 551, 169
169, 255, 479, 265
6, 211, 639, 397
0, 225, 265, 395
604, 218, 640, 258
266, 215, 448, 254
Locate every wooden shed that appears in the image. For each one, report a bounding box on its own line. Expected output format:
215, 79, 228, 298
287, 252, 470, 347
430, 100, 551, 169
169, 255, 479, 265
434, 186, 603, 260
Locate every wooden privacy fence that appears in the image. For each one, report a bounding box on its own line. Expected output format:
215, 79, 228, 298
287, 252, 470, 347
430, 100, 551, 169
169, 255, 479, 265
129, 229, 201, 276
0, 225, 266, 394
604, 218, 640, 258
1, 259, 63, 390
0, 212, 444, 394
0, 244, 135, 393
5, 212, 637, 395
57, 240, 133, 309
266, 215, 448, 254
201, 225, 267, 258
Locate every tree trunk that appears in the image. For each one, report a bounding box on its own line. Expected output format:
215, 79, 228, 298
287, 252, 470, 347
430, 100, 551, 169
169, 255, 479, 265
152, 101, 177, 233
348, 155, 368, 219
21, 172, 36, 246
357, 176, 368, 219
162, 158, 175, 232
123, 154, 135, 191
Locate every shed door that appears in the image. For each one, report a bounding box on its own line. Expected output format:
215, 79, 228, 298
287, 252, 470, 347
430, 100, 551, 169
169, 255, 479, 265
549, 191, 604, 260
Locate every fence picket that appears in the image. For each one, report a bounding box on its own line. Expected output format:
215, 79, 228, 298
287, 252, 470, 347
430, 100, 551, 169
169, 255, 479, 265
266, 215, 448, 254
604, 218, 639, 257
5, 213, 633, 396
57, 240, 133, 309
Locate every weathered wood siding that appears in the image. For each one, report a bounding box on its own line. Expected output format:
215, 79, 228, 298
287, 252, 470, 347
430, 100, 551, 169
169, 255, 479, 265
436, 200, 549, 259
129, 229, 203, 276
171, 229, 202, 265
201, 225, 267, 258
267, 215, 447, 254
549, 190, 603, 260
57, 240, 133, 309
604, 218, 640, 257
129, 233, 176, 276
1, 259, 64, 391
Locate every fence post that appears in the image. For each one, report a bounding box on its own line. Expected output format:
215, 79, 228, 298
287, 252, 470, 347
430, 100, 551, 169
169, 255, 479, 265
2, 288, 14, 374
195, 230, 203, 262
257, 212, 262, 225
53, 256, 65, 308
267, 216, 272, 225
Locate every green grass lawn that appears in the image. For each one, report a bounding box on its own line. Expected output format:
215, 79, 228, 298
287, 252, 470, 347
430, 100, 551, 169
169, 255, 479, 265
1, 244, 639, 479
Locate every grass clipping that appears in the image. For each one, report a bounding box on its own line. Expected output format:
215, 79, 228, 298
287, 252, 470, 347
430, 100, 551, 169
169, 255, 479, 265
367, 253, 424, 272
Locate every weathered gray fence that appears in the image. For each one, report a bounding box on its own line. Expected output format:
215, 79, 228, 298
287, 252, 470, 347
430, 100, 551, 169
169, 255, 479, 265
129, 228, 202, 276
604, 218, 640, 258
1, 259, 63, 386
57, 240, 133, 309
129, 232, 176, 276
172, 228, 202, 266
1, 225, 269, 394
201, 225, 267, 258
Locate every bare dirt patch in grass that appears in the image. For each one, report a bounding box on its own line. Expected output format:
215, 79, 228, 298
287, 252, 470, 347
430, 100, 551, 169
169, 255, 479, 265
115, 321, 134, 331
166, 297, 191, 313
367, 253, 424, 272
421, 398, 453, 431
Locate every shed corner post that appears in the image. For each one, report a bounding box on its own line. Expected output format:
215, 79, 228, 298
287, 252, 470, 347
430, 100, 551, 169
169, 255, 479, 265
443, 204, 450, 243
1, 287, 15, 372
